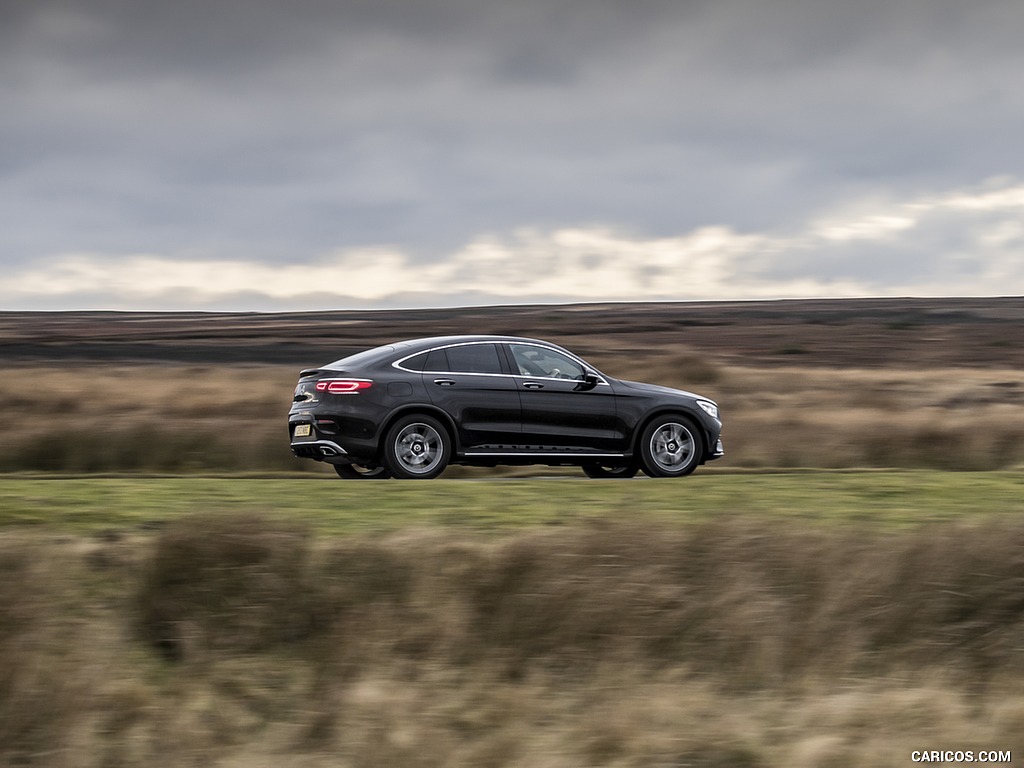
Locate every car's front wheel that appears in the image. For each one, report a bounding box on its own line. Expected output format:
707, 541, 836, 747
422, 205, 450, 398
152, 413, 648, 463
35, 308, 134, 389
582, 462, 640, 479
638, 416, 704, 477
382, 414, 451, 479
334, 463, 391, 479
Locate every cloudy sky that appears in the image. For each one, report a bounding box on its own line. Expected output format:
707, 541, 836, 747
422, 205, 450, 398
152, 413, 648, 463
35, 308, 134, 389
3, 0, 1024, 310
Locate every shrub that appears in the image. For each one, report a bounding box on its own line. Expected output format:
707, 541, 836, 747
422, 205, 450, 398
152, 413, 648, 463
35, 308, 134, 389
0, 540, 91, 763
137, 513, 313, 660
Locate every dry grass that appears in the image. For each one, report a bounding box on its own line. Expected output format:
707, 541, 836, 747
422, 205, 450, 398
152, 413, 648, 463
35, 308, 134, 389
137, 514, 314, 659
632, 359, 1024, 470
2, 360, 1024, 473
3, 515, 1024, 766
0, 365, 304, 473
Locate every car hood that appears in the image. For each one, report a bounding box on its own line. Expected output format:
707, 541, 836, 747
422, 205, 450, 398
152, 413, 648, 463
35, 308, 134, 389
616, 379, 704, 401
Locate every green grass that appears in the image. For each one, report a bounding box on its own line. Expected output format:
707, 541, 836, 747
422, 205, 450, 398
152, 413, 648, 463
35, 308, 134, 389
1, 469, 1022, 534
5, 471, 1024, 766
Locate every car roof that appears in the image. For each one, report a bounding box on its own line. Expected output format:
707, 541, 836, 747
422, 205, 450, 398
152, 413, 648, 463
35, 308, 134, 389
323, 335, 567, 370
390, 335, 552, 351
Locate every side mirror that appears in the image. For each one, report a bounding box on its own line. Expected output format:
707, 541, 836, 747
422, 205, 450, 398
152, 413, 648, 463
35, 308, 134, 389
576, 372, 600, 392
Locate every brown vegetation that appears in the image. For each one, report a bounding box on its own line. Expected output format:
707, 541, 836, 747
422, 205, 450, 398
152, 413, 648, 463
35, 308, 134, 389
2, 298, 1023, 473
3, 514, 1023, 766
0, 365, 303, 473
4, 297, 1024, 368
2, 360, 1023, 473
3, 300, 1022, 765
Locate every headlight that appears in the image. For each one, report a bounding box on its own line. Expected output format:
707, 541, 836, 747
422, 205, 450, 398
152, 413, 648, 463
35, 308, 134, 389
696, 400, 719, 419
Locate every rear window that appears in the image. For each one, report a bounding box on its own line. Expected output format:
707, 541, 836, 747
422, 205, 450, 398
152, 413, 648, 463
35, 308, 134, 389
401, 348, 450, 372
402, 352, 428, 371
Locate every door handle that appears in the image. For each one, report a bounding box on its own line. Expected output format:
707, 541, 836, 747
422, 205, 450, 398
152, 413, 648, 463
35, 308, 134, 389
523, 381, 544, 389
434, 379, 455, 387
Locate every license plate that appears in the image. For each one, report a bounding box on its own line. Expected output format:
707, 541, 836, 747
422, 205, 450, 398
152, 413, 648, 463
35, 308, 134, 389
294, 424, 311, 438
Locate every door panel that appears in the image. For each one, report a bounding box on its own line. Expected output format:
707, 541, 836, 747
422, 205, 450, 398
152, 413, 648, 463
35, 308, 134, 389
421, 343, 522, 449
507, 343, 624, 451
514, 378, 624, 450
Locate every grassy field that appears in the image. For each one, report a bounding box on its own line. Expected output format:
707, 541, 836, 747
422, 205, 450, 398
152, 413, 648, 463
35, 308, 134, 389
2, 472, 1023, 766
3, 300, 1024, 474
2, 361, 1024, 474
2, 470, 1024, 533
3, 301, 1023, 765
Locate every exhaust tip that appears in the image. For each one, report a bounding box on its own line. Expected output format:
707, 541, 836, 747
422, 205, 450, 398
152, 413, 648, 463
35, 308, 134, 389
320, 446, 339, 457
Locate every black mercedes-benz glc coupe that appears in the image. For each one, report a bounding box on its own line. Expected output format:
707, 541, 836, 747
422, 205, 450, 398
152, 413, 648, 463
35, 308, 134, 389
289, 335, 723, 479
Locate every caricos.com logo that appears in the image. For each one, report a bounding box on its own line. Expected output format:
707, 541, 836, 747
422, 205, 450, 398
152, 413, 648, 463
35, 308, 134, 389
911, 751, 1011, 764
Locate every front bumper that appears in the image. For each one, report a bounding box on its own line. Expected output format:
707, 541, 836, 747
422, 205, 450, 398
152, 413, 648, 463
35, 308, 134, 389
707, 437, 725, 461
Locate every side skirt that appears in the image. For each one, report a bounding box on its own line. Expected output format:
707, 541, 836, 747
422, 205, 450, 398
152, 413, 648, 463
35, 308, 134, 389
458, 445, 629, 466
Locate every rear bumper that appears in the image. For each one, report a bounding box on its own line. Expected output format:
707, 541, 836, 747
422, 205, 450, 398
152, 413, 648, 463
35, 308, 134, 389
291, 439, 349, 461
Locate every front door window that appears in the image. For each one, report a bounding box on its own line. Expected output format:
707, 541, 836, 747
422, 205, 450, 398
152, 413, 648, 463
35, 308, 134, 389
509, 344, 585, 381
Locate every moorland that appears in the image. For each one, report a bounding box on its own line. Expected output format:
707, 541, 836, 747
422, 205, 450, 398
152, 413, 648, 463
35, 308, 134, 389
2, 297, 1023, 767
2, 296, 1024, 473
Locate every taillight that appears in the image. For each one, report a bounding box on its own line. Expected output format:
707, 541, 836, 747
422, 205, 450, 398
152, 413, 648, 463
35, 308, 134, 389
315, 378, 373, 394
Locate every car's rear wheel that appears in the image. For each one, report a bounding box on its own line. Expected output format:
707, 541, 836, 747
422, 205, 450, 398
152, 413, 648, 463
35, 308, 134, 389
382, 414, 451, 479
334, 463, 391, 479
582, 462, 639, 479
638, 416, 703, 477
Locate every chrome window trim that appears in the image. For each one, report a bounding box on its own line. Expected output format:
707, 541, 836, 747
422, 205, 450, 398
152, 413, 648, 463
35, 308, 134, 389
393, 340, 509, 376
394, 340, 610, 387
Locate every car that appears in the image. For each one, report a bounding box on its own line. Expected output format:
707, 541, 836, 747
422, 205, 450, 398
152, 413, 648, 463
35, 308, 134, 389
289, 335, 724, 479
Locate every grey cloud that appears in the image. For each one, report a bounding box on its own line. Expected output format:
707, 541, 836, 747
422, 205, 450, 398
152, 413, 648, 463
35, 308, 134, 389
3, 0, 1024, 300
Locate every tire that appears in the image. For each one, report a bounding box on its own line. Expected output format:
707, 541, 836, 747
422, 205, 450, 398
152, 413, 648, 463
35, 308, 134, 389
381, 414, 451, 479
582, 462, 640, 479
638, 415, 704, 478
334, 463, 391, 479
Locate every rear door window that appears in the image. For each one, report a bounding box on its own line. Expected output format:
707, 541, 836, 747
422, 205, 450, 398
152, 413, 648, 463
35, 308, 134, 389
445, 344, 504, 374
